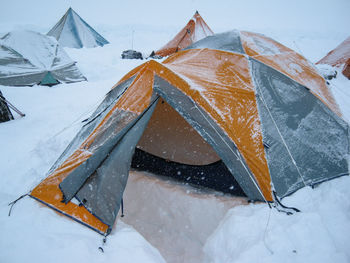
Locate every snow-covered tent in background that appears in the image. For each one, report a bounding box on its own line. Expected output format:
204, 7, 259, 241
153, 11, 214, 57
0, 90, 13, 123
0, 30, 86, 87
47, 7, 109, 48
30, 30, 349, 235
317, 36, 350, 79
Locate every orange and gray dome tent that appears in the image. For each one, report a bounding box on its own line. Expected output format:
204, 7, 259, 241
317, 36, 350, 79
30, 30, 349, 235
153, 11, 214, 57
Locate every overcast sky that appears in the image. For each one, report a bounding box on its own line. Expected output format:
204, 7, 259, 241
1, 0, 349, 33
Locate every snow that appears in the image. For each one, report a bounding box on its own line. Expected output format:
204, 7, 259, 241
204, 177, 350, 263
0, 196, 165, 263
122, 171, 247, 263
327, 70, 350, 123
1, 1, 350, 263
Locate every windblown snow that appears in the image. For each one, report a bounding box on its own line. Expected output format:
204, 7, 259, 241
0, 1, 350, 263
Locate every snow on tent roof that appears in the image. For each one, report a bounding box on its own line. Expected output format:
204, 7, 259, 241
154, 11, 214, 57
30, 30, 349, 235
0, 30, 86, 86
317, 36, 350, 79
47, 7, 109, 48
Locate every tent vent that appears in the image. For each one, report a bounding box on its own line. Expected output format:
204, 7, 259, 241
40, 72, 60, 86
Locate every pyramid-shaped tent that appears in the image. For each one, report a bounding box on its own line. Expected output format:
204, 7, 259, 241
317, 36, 350, 79
47, 7, 109, 48
31, 30, 349, 235
154, 11, 214, 57
0, 30, 86, 86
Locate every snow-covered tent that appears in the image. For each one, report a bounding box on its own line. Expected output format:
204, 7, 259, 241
30, 30, 349, 235
153, 11, 213, 57
317, 36, 350, 79
0, 30, 86, 87
0, 90, 13, 123
47, 7, 109, 48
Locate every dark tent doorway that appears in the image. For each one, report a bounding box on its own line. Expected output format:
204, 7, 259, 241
131, 98, 246, 196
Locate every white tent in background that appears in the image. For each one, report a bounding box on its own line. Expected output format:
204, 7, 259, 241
47, 7, 109, 48
0, 30, 86, 87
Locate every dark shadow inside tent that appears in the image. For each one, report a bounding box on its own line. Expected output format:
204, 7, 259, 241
131, 98, 246, 197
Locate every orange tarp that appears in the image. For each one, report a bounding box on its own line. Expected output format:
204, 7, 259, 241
155, 11, 214, 57
317, 36, 350, 80
317, 36, 350, 67
342, 58, 350, 79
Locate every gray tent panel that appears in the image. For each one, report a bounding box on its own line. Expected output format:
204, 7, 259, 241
60, 9, 83, 48
47, 8, 109, 48
250, 58, 349, 197
86, 77, 137, 128
185, 30, 244, 54
46, 11, 66, 41
59, 109, 139, 203
0, 45, 43, 86
51, 8, 83, 48
0, 72, 47, 87
0, 45, 37, 75
51, 63, 86, 83
60, 97, 158, 226
0, 66, 85, 86
74, 11, 109, 47
48, 77, 135, 174
153, 76, 264, 201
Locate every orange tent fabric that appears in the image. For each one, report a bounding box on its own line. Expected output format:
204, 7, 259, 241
342, 58, 350, 79
317, 36, 350, 79
154, 11, 213, 57
31, 30, 349, 235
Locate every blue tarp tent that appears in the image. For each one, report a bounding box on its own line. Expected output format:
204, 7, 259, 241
47, 8, 109, 48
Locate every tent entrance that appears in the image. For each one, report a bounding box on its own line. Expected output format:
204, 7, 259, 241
39, 71, 60, 86
131, 98, 246, 196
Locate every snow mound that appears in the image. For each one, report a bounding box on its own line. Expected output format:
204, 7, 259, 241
204, 176, 350, 263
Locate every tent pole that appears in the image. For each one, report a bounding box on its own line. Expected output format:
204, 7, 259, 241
0, 95, 25, 117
